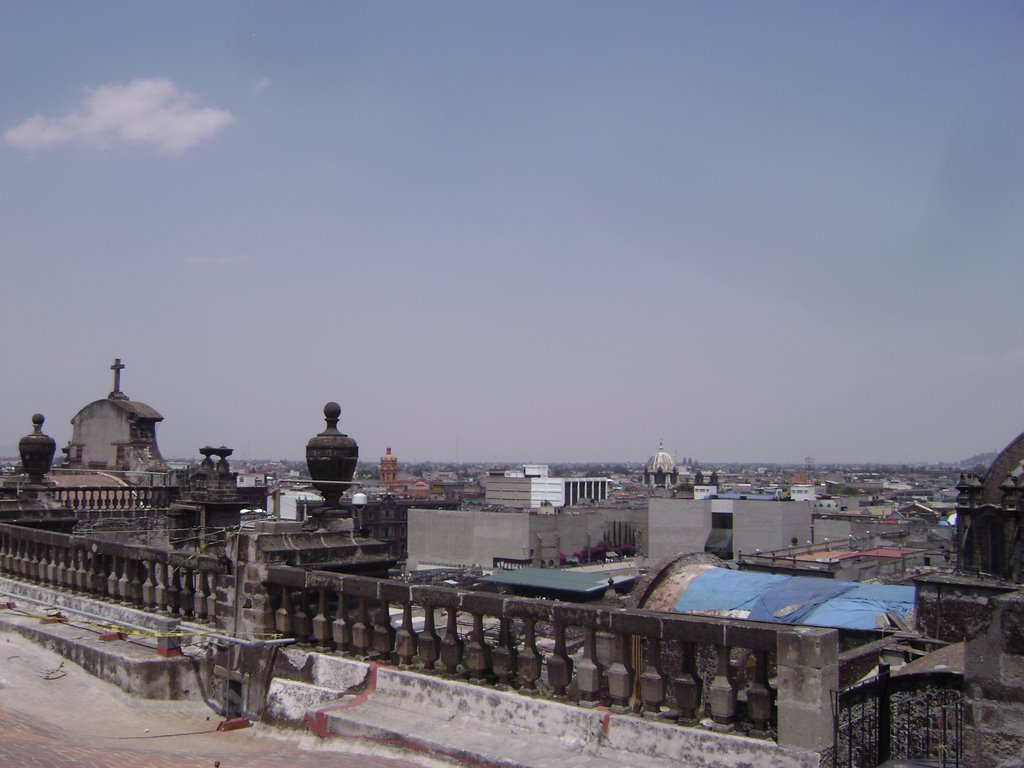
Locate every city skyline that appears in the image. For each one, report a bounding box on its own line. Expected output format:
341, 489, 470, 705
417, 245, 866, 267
2, 2, 1022, 465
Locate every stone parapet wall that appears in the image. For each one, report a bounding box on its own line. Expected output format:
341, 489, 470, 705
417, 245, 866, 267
963, 590, 1024, 768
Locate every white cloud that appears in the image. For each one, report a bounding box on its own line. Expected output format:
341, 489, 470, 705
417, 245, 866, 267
4, 78, 233, 154
253, 77, 272, 92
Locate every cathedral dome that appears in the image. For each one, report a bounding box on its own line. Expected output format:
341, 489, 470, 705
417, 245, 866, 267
645, 444, 676, 474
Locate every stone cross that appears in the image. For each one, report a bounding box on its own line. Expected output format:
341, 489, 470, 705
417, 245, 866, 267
110, 358, 126, 398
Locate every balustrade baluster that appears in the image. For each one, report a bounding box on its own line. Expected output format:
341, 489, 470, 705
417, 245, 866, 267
746, 649, 772, 737
573, 614, 602, 708
413, 587, 455, 674
331, 587, 351, 653
0, 534, 10, 573
55, 544, 68, 588
23, 539, 32, 579
605, 627, 635, 712
396, 601, 417, 667
118, 556, 133, 603
142, 559, 156, 609
88, 548, 104, 594
663, 618, 703, 724
107, 554, 120, 599
639, 636, 667, 717
507, 600, 548, 694
439, 605, 464, 675
154, 561, 169, 611
165, 564, 181, 614
516, 616, 541, 692
66, 546, 78, 589
204, 571, 218, 621
274, 584, 294, 637
461, 593, 499, 683
194, 569, 209, 622
491, 617, 517, 688
25, 540, 36, 578
293, 587, 313, 642
371, 598, 395, 660
617, 612, 666, 718
351, 594, 372, 657
382, 583, 414, 666
12, 538, 23, 576
546, 607, 576, 699
178, 567, 194, 617
30, 540, 40, 579
418, 607, 441, 672
465, 610, 490, 681
709, 643, 738, 730
311, 588, 330, 646
15, 539, 24, 577
42, 543, 55, 584
72, 547, 87, 591
579, 623, 604, 706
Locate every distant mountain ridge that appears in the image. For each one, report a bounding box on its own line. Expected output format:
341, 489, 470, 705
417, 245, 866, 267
959, 451, 998, 469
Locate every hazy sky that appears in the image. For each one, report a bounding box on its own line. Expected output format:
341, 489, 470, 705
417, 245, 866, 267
2, 2, 1022, 465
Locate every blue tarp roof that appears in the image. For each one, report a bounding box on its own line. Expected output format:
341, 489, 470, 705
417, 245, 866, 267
671, 567, 914, 630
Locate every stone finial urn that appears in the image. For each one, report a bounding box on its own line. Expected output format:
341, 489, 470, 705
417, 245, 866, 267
19, 413, 56, 485
306, 402, 358, 510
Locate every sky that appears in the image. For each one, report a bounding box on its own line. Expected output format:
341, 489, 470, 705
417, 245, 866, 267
1, 1, 1023, 466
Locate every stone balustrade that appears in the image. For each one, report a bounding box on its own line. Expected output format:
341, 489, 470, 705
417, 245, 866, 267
261, 567, 836, 745
52, 485, 173, 512
0, 523, 226, 623
0, 520, 840, 754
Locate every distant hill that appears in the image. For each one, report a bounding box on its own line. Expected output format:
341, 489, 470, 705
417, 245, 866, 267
959, 451, 998, 470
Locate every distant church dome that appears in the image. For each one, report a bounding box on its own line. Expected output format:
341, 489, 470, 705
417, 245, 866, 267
644, 443, 678, 489
646, 446, 676, 474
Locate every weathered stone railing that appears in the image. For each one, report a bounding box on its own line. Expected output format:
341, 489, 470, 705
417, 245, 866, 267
0, 520, 840, 755
0, 523, 226, 623
262, 566, 838, 751
53, 485, 174, 512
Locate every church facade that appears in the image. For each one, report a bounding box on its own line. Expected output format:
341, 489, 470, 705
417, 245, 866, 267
955, 429, 1024, 583
62, 359, 169, 480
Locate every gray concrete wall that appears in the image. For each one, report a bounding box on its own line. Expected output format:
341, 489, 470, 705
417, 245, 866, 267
648, 498, 709, 563
647, 498, 812, 562
407, 507, 531, 568
529, 511, 604, 564
595, 506, 649, 556
407, 507, 607, 569
733, 499, 813, 556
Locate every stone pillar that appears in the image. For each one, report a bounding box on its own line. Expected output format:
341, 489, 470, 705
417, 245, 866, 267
963, 590, 1024, 768
214, 530, 275, 638
777, 626, 839, 755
